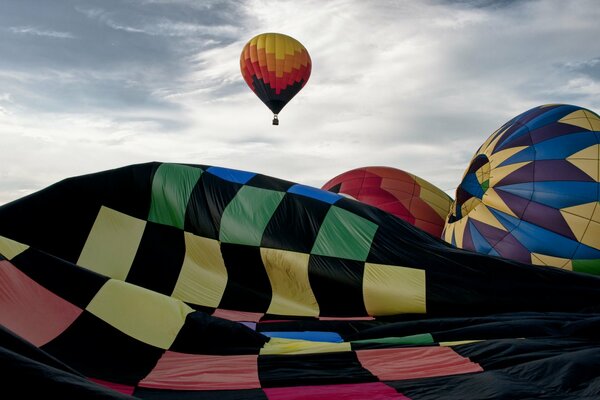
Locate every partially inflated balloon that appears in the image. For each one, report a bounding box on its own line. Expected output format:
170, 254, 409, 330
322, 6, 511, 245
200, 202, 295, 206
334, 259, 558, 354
443, 104, 600, 274
322, 166, 453, 237
240, 32, 311, 125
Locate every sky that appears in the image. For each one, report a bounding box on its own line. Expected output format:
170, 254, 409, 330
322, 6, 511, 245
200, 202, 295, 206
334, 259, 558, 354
1, 0, 599, 205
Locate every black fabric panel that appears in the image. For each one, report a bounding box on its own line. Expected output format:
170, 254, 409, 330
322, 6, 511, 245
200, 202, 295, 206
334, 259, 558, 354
0, 325, 136, 398
170, 311, 268, 355
0, 162, 158, 263
133, 387, 268, 399
246, 174, 295, 192
424, 250, 600, 316
387, 370, 546, 400
11, 248, 108, 309
251, 76, 306, 114
366, 212, 447, 265
218, 244, 272, 312
258, 351, 376, 388
184, 171, 243, 240
0, 324, 82, 377
453, 337, 597, 371
308, 255, 367, 317
261, 192, 331, 253
187, 303, 216, 314
390, 343, 600, 400
347, 312, 585, 343
0, 346, 136, 399
126, 222, 185, 295
329, 196, 384, 225
41, 311, 164, 385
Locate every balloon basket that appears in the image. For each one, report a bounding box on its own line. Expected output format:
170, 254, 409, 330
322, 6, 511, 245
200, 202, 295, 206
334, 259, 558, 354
272, 115, 279, 125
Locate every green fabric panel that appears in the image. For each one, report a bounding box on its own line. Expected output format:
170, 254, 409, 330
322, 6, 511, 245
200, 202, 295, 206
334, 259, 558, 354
311, 206, 378, 261
352, 333, 434, 346
573, 259, 600, 275
219, 186, 285, 246
148, 163, 203, 229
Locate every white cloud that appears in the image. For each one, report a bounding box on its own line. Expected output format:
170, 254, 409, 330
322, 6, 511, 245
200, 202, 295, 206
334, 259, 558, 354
8, 26, 74, 39
1, 0, 599, 204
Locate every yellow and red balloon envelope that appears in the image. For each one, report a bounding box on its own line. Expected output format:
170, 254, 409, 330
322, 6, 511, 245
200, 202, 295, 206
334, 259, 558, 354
322, 166, 453, 237
240, 32, 311, 124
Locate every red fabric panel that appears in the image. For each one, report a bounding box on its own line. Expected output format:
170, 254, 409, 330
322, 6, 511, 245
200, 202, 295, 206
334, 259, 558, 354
0, 260, 82, 346
356, 346, 482, 381
264, 382, 410, 399
139, 351, 260, 390
212, 308, 264, 322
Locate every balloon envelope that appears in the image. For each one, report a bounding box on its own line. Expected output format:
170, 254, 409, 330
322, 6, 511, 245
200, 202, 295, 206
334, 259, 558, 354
443, 104, 600, 274
240, 32, 311, 123
322, 166, 453, 237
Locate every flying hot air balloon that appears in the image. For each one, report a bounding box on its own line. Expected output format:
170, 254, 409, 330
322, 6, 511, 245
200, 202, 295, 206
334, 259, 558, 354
240, 32, 312, 125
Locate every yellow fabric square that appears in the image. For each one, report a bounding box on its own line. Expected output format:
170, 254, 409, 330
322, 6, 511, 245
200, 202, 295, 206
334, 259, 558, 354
77, 206, 146, 280
261, 248, 319, 317
363, 263, 426, 316
260, 337, 351, 355
0, 235, 28, 260
582, 220, 600, 250
86, 279, 193, 349
171, 233, 228, 308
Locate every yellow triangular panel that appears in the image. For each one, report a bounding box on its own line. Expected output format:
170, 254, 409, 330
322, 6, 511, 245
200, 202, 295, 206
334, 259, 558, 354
483, 188, 518, 218
561, 202, 598, 220
581, 220, 600, 250
460, 197, 481, 218
560, 209, 591, 242
442, 220, 454, 243
568, 144, 599, 160
560, 110, 593, 130
531, 252, 572, 270
449, 216, 468, 249
583, 110, 600, 130
593, 202, 600, 222
488, 146, 529, 169
567, 144, 599, 181
0, 235, 29, 260
469, 203, 507, 231
489, 161, 531, 187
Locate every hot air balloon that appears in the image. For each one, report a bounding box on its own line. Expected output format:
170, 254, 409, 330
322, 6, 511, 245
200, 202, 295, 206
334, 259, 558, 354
240, 32, 311, 125
443, 104, 600, 274
322, 166, 453, 237
3, 162, 600, 398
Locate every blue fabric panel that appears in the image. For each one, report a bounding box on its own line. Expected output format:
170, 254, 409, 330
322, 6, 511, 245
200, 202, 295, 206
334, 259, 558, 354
468, 221, 494, 254
489, 208, 523, 232
288, 184, 342, 204
496, 125, 531, 151
495, 215, 579, 259
262, 331, 344, 343
461, 173, 485, 199
498, 146, 536, 167
495, 183, 534, 200
532, 132, 597, 160
498, 182, 598, 209
525, 104, 578, 131
206, 166, 256, 184
530, 182, 599, 209
574, 244, 600, 260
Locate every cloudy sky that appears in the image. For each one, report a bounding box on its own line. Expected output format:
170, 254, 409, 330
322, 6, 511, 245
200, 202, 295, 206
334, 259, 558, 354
1, 0, 599, 205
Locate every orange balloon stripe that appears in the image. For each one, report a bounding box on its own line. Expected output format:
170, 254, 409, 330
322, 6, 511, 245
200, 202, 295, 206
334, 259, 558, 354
241, 47, 311, 94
